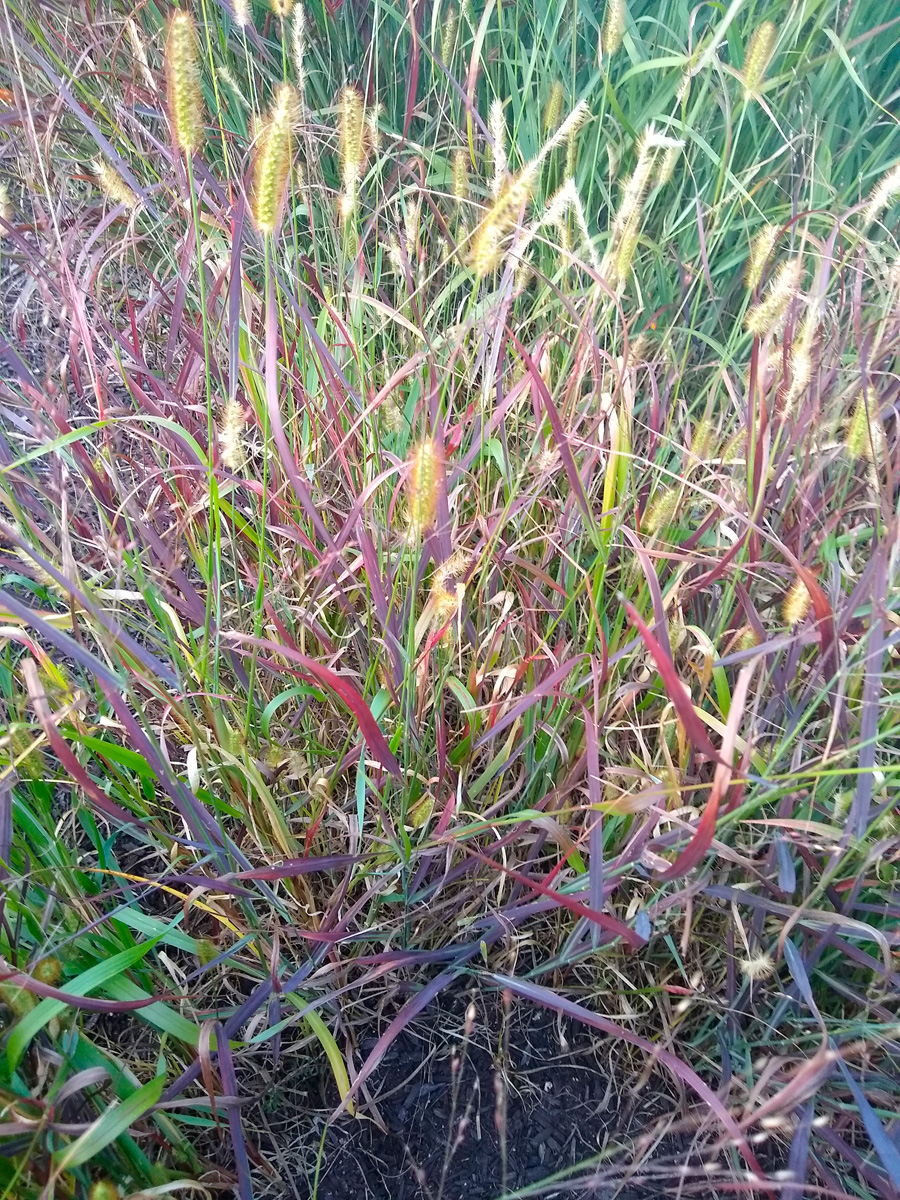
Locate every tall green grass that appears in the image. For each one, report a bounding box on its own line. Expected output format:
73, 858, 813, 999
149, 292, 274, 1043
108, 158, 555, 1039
0, 0, 898, 1196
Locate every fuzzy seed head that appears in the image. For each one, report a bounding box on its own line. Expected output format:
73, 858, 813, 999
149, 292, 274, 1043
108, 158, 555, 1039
745, 223, 779, 290
93, 158, 138, 210
845, 393, 884, 463
613, 130, 659, 241
218, 66, 250, 109
126, 18, 155, 91
431, 583, 459, 627
739, 953, 775, 981
643, 486, 679, 535
489, 98, 508, 198
166, 11, 204, 154
787, 306, 819, 406
690, 415, 716, 461
219, 399, 247, 471
744, 256, 803, 337
381, 395, 405, 433
441, 4, 459, 63
8, 723, 46, 780
271, 0, 294, 16
863, 161, 900, 226
339, 86, 365, 192
543, 81, 565, 135
542, 177, 599, 270
782, 579, 811, 628
735, 626, 761, 652
434, 548, 471, 594
602, 0, 626, 56
0, 980, 36, 1017
470, 175, 531, 275
565, 130, 578, 179
452, 148, 469, 204
742, 21, 776, 99
656, 143, 681, 186
407, 439, 441, 535
292, 5, 307, 92
32, 956, 62, 987
610, 212, 641, 282
232, 0, 251, 25
252, 83, 299, 233
88, 1184, 120, 1200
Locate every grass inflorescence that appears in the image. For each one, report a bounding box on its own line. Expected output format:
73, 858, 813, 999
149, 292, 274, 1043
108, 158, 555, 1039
0, 0, 899, 1197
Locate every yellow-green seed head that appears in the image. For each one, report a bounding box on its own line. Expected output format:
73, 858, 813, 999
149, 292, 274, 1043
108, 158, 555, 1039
441, 4, 459, 63
735, 626, 761, 653
452, 149, 469, 204
196, 937, 218, 966
8, 723, 46, 780
612, 212, 641, 282
643, 485, 679, 535
690, 415, 716, 462
745, 223, 780, 290
407, 439, 441, 535
744, 256, 803, 337
32, 957, 62, 987
602, 0, 626, 56
0, 979, 36, 1017
166, 11, 204, 154
271, 0, 294, 16
742, 21, 776, 99
88, 1182, 121, 1200
656, 143, 680, 186
782, 579, 811, 627
219, 399, 247, 471
339, 86, 365, 192
543, 81, 565, 135
470, 175, 531, 276
252, 83, 299, 233
845, 393, 884, 463
93, 158, 138, 210
863, 162, 900, 226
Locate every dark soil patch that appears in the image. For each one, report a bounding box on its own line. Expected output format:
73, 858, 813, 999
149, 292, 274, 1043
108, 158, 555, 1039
247, 985, 698, 1200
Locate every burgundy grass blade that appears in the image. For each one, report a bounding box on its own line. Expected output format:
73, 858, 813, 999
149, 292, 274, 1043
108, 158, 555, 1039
219, 855, 359, 882
264, 265, 335, 550
0, 970, 177, 1012
623, 598, 721, 763
331, 970, 456, 1118
507, 329, 594, 528
215, 1022, 254, 1200
473, 655, 584, 750
0, 588, 122, 689
226, 633, 400, 777
621, 527, 672, 663
462, 845, 644, 949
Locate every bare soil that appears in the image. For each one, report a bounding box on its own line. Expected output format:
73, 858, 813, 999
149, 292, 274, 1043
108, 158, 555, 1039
246, 985, 702, 1200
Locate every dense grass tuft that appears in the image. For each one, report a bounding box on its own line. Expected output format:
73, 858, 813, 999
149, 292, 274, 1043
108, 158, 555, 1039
0, 0, 898, 1196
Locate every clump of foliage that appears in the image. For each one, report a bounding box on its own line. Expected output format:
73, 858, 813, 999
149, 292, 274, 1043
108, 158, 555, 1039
0, 0, 898, 1197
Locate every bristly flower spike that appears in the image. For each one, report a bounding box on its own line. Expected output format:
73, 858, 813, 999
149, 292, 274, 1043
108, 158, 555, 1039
742, 21, 776, 100
252, 83, 299, 233
166, 10, 204, 154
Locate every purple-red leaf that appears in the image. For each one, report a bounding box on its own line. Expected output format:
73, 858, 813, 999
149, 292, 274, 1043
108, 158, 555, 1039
226, 633, 400, 777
